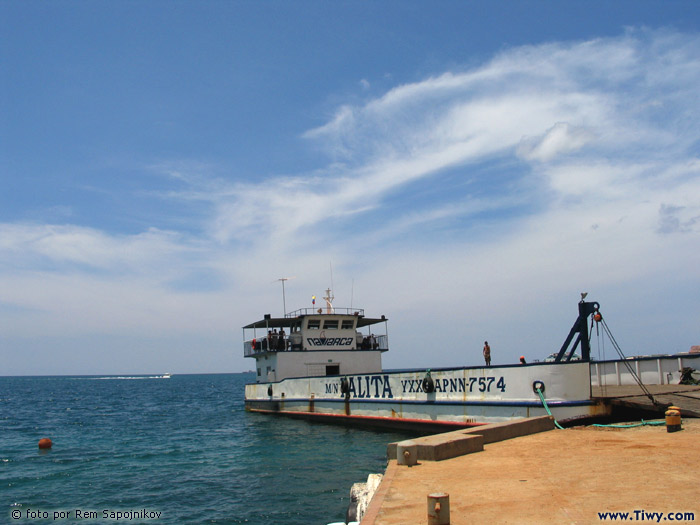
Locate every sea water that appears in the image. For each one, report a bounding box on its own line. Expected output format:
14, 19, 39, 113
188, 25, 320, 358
1, 374, 414, 524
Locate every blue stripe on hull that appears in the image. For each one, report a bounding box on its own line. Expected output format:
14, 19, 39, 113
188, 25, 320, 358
251, 397, 595, 408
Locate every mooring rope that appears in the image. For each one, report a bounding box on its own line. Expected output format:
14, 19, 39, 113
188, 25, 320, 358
592, 420, 665, 428
535, 387, 565, 430
536, 387, 665, 429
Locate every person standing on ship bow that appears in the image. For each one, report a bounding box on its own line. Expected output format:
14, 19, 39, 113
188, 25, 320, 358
483, 341, 491, 366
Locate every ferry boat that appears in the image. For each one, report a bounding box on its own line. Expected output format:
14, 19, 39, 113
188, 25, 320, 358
243, 292, 698, 431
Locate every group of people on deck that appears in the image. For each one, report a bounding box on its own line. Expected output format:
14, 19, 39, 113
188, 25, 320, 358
252, 329, 380, 352
267, 329, 287, 351
360, 334, 379, 350
251, 329, 288, 351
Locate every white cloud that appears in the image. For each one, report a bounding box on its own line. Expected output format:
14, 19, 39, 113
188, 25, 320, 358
518, 122, 596, 162
3, 28, 700, 374
0, 223, 192, 274
220, 30, 700, 249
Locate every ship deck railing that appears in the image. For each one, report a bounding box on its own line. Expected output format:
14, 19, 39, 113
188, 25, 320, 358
244, 333, 388, 357
285, 307, 365, 318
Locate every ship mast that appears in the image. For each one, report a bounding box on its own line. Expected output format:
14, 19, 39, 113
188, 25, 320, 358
323, 288, 335, 314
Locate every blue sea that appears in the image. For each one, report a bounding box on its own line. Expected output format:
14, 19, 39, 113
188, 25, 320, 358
1, 373, 415, 524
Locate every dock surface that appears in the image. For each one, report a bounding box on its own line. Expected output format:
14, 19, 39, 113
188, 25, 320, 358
362, 418, 699, 524
593, 384, 700, 417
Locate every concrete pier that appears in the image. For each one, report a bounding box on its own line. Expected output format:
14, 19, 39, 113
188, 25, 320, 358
362, 418, 700, 524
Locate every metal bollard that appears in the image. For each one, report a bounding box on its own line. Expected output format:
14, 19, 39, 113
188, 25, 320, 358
397, 440, 418, 467
427, 492, 450, 525
665, 408, 681, 433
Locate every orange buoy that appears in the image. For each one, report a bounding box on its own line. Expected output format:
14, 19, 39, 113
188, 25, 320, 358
38, 438, 53, 449
594, 312, 602, 322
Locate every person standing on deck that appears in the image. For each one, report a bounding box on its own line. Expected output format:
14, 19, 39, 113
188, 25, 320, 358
483, 341, 491, 366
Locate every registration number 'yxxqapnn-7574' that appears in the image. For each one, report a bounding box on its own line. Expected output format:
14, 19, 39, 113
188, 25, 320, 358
401, 376, 507, 394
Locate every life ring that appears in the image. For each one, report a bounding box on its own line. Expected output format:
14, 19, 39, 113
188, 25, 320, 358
532, 380, 545, 394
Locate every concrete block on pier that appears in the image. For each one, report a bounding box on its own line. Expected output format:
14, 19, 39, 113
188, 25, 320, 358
387, 416, 555, 462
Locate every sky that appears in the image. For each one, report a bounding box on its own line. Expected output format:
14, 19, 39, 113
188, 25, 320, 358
1, 1, 699, 376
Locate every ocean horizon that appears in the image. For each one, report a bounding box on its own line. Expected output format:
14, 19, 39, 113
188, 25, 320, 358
1, 373, 414, 524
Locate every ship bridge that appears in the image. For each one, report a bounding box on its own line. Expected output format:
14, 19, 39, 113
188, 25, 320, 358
242, 299, 389, 383
243, 308, 388, 357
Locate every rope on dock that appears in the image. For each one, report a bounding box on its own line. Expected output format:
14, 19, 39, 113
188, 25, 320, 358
592, 420, 665, 428
536, 387, 665, 429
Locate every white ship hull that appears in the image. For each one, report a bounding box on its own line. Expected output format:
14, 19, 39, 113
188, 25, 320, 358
245, 361, 608, 430
242, 295, 698, 430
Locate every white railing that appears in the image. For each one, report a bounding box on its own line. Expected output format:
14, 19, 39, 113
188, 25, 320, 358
285, 307, 365, 317
244, 337, 289, 356
590, 353, 700, 386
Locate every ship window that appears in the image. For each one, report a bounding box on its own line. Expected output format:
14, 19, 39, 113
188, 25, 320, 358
257, 368, 261, 376
307, 319, 320, 329
326, 364, 340, 376
341, 320, 355, 329
323, 320, 339, 329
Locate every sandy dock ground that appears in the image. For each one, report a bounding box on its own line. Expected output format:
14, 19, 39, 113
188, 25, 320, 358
363, 419, 700, 524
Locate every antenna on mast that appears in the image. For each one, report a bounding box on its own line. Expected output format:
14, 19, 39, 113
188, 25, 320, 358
277, 276, 296, 315
327, 261, 338, 314
350, 278, 354, 310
